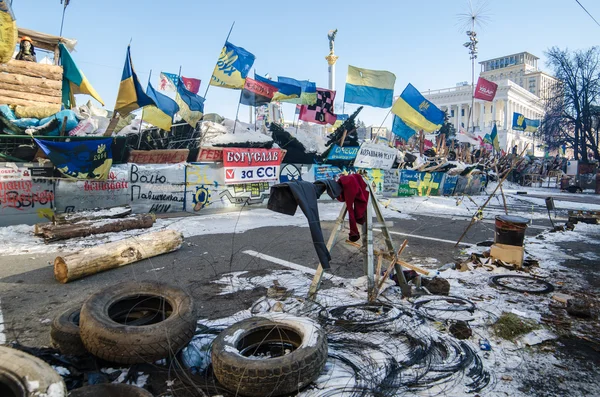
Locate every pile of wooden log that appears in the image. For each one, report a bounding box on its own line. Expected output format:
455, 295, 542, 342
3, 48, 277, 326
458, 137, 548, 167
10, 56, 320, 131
34, 205, 156, 243
0, 59, 62, 108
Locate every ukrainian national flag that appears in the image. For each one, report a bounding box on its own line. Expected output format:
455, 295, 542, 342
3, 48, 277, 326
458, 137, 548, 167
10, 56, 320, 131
490, 123, 500, 151
392, 84, 444, 133
254, 74, 301, 102
392, 115, 417, 142
142, 82, 179, 131
344, 66, 395, 108
209, 41, 255, 89
115, 46, 155, 115
59, 43, 104, 108
277, 77, 317, 105
176, 81, 205, 127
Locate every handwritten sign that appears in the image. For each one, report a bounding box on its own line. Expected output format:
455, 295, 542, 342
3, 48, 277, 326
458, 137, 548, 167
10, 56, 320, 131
197, 147, 224, 162
0, 167, 54, 226
128, 149, 189, 164
327, 145, 359, 161
130, 163, 185, 213
222, 148, 283, 184
353, 143, 397, 170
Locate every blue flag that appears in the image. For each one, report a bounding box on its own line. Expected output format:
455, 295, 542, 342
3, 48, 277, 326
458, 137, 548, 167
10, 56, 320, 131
176, 80, 205, 127
34, 138, 113, 180
114, 46, 155, 115
142, 82, 180, 131
254, 74, 301, 102
392, 115, 417, 142
392, 83, 444, 133
277, 76, 317, 105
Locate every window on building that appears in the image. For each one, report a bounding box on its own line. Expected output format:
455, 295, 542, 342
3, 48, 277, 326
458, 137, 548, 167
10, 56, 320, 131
461, 109, 465, 117
451, 109, 455, 117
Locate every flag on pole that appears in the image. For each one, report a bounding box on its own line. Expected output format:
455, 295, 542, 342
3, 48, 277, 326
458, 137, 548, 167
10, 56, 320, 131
344, 65, 396, 108
391, 83, 444, 133
114, 46, 155, 115
473, 77, 498, 102
34, 138, 112, 180
209, 41, 255, 89
142, 82, 180, 131
277, 77, 317, 105
254, 74, 301, 102
392, 115, 417, 142
490, 122, 500, 151
298, 88, 337, 125
181, 77, 201, 94
176, 80, 205, 127
158, 72, 178, 91
59, 43, 104, 108
240, 77, 277, 106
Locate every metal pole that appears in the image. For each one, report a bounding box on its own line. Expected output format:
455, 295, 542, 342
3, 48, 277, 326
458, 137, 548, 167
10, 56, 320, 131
203, 21, 235, 100
59, 2, 68, 37
232, 90, 242, 133
137, 70, 152, 149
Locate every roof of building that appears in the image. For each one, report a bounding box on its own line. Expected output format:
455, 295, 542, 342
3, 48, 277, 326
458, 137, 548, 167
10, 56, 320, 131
479, 51, 539, 65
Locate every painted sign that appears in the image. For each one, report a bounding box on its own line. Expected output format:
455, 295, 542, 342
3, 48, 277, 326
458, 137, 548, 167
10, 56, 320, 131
314, 165, 343, 180
196, 147, 224, 162
327, 145, 359, 161
222, 148, 283, 184
55, 165, 130, 213
442, 175, 458, 196
383, 169, 400, 197
0, 170, 55, 226
0, 164, 31, 181
130, 163, 185, 213
364, 169, 385, 194
398, 171, 444, 197
279, 163, 303, 183
353, 143, 397, 170
128, 149, 189, 164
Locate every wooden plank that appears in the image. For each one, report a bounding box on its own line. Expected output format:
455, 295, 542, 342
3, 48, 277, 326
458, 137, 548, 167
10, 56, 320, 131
0, 73, 63, 90
197, 147, 224, 162
0, 60, 62, 81
0, 95, 57, 108
0, 88, 61, 104
0, 81, 61, 98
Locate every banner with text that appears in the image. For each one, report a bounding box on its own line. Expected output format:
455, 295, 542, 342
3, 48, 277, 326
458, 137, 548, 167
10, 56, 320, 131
353, 143, 397, 170
222, 148, 283, 184
327, 145, 359, 161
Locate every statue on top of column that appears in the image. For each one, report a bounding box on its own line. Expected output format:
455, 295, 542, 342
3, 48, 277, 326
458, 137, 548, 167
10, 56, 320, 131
327, 29, 337, 54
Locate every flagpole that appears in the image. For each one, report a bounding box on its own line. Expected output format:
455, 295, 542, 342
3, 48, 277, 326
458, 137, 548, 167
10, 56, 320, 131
173, 65, 182, 126
375, 108, 393, 143
137, 69, 152, 149
59, 0, 69, 37
233, 90, 242, 134
203, 21, 235, 100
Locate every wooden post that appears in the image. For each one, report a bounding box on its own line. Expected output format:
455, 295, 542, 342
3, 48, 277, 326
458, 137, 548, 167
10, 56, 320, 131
365, 199, 375, 302
54, 229, 183, 283
41, 214, 155, 243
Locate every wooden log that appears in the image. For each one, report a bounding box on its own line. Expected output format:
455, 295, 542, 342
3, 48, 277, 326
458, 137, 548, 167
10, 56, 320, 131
42, 214, 156, 243
0, 81, 61, 98
52, 205, 132, 225
0, 60, 63, 81
0, 88, 61, 104
54, 229, 183, 283
0, 73, 62, 90
0, 95, 57, 108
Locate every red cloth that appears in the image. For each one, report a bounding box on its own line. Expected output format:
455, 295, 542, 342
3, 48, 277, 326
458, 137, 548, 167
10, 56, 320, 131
337, 174, 369, 242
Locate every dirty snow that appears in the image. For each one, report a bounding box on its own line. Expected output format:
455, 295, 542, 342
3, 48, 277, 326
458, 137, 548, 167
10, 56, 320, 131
257, 313, 321, 348
223, 329, 245, 345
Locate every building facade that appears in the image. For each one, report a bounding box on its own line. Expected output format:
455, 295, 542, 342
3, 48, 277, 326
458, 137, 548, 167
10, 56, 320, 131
423, 52, 558, 156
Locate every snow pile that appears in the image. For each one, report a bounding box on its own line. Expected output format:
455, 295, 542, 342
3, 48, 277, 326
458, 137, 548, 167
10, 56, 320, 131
284, 126, 327, 154
201, 120, 272, 146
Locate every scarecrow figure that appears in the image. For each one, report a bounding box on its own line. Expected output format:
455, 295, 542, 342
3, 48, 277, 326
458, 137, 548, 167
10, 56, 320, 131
15, 36, 37, 62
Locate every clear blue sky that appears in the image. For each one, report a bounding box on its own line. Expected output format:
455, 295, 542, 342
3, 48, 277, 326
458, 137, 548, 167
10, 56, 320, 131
13, 0, 600, 128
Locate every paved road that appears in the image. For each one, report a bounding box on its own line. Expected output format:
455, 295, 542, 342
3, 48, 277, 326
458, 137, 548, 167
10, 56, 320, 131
0, 193, 597, 349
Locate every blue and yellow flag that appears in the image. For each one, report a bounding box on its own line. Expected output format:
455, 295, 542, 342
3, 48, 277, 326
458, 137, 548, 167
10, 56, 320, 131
59, 43, 104, 108
344, 65, 395, 108
34, 138, 112, 180
512, 112, 540, 132
391, 84, 444, 133
114, 46, 155, 115
142, 82, 179, 131
277, 77, 317, 105
490, 123, 500, 151
254, 74, 301, 102
209, 41, 255, 89
176, 80, 205, 127
392, 115, 417, 142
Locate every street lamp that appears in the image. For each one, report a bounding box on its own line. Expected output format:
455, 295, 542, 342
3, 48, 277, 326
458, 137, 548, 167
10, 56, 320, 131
464, 30, 478, 135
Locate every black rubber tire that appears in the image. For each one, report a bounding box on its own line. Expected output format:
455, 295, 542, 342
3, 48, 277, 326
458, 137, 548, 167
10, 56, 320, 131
79, 281, 197, 364
0, 345, 66, 397
489, 275, 554, 294
69, 383, 153, 397
211, 315, 328, 397
50, 304, 86, 356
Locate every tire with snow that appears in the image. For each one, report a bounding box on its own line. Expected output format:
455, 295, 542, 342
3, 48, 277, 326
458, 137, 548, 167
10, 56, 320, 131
0, 345, 66, 397
69, 383, 153, 397
489, 275, 554, 294
211, 314, 328, 396
50, 304, 86, 356
80, 281, 197, 364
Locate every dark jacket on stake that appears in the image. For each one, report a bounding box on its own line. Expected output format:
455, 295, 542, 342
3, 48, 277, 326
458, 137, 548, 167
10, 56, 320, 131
267, 180, 341, 269
337, 174, 369, 242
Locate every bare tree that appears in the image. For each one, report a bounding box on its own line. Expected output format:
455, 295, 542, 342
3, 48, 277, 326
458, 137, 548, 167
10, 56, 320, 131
540, 47, 600, 161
